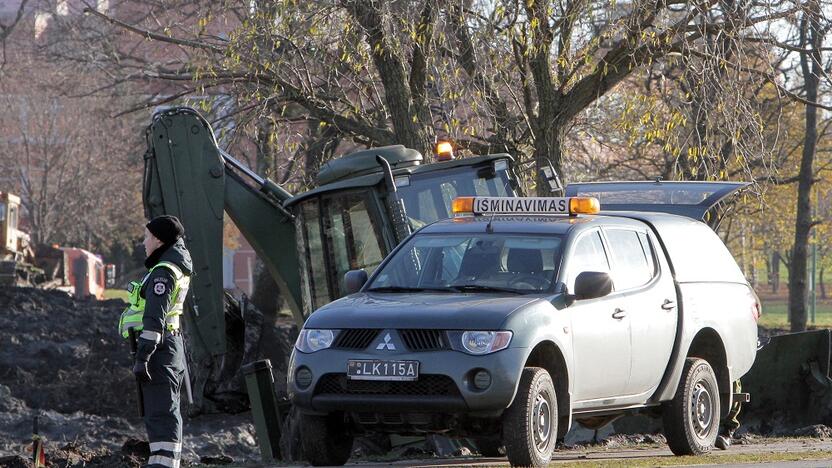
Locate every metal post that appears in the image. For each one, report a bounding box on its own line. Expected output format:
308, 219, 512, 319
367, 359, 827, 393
242, 359, 284, 462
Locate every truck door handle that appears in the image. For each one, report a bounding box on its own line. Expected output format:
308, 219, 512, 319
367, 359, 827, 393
612, 308, 626, 320
662, 299, 676, 310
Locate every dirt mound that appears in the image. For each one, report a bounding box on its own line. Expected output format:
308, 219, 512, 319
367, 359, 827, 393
0, 288, 136, 418
0, 288, 261, 464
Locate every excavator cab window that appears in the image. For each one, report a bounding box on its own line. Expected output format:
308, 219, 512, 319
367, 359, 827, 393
398, 164, 513, 225
0, 202, 5, 222
299, 192, 386, 311
7, 204, 17, 231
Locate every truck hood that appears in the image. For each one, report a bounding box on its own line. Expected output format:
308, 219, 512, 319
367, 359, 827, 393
304, 293, 542, 330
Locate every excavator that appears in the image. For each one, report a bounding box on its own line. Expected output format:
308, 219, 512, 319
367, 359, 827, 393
144, 107, 832, 460
142, 107, 530, 413
1, 192, 116, 298
0, 192, 43, 286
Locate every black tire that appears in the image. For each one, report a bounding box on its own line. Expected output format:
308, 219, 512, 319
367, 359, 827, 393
299, 412, 353, 466
502, 367, 558, 467
663, 358, 721, 456
473, 437, 504, 457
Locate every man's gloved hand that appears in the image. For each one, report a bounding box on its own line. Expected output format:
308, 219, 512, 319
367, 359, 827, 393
133, 360, 151, 383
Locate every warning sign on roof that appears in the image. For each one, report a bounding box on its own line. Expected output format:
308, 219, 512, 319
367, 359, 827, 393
473, 197, 570, 215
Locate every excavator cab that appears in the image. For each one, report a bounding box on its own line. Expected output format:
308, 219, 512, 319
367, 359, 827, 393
0, 192, 23, 258
287, 148, 517, 312
0, 192, 41, 286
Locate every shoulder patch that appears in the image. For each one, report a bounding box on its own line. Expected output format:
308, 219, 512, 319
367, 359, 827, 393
153, 282, 168, 296
153, 276, 170, 284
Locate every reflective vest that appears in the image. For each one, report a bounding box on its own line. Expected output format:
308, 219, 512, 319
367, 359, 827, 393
118, 261, 190, 339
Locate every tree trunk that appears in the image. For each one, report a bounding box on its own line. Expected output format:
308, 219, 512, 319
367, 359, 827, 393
534, 123, 566, 196
788, 2, 822, 333
820, 267, 826, 300
343, 0, 431, 156
771, 251, 780, 294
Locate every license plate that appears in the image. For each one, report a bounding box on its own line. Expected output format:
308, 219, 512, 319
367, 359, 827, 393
347, 360, 419, 381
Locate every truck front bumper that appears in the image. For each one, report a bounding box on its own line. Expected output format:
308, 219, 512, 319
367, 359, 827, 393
288, 347, 527, 415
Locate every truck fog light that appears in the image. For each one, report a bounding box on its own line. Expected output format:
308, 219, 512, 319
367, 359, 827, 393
473, 370, 491, 390
296, 367, 313, 389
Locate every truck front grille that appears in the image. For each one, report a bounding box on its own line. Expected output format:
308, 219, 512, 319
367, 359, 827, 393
333, 329, 380, 350
400, 329, 448, 351
315, 374, 460, 396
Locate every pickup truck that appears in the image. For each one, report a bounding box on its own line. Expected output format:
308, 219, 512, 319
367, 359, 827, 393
288, 181, 760, 467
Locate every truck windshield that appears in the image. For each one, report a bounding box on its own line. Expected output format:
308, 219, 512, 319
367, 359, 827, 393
398, 164, 513, 227
366, 234, 563, 294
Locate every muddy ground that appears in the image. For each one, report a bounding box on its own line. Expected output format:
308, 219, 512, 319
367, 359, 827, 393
0, 288, 261, 467
0, 287, 830, 467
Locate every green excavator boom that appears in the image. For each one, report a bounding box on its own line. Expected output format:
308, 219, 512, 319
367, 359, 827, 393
143, 108, 303, 363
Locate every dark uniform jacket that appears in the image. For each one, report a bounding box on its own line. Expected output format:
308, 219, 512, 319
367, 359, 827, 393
136, 238, 193, 362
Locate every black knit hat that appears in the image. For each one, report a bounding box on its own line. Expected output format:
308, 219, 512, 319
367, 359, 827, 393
146, 215, 185, 245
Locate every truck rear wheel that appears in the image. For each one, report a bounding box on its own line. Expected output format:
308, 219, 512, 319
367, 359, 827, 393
663, 358, 721, 455
299, 412, 353, 466
501, 367, 558, 467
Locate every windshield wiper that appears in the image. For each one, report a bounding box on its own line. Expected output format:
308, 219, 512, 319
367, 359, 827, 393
365, 286, 455, 293
449, 284, 524, 294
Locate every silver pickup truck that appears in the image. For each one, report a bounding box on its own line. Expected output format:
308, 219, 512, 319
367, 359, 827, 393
288, 181, 759, 467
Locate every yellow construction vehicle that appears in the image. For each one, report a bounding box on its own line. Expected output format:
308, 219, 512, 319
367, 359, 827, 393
0, 192, 44, 286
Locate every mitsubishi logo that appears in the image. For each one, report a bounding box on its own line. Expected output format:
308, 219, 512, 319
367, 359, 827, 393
376, 333, 396, 351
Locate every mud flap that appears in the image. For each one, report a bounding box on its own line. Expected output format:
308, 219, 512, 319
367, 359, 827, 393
742, 330, 832, 428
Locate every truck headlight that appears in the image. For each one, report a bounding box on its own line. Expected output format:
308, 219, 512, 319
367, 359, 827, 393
460, 331, 512, 355
295, 329, 337, 353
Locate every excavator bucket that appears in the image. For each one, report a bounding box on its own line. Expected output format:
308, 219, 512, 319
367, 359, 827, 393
742, 330, 832, 429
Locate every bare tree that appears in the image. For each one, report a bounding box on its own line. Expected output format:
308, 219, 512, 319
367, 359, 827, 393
32, 0, 793, 194
0, 0, 29, 68
788, 0, 828, 332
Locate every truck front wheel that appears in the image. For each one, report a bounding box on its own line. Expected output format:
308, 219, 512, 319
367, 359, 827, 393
299, 412, 353, 466
663, 358, 721, 455
501, 367, 558, 467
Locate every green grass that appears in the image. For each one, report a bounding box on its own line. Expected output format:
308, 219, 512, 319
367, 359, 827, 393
103, 289, 128, 301
759, 298, 832, 329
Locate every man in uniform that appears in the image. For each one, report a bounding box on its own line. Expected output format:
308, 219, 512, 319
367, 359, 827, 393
119, 215, 192, 468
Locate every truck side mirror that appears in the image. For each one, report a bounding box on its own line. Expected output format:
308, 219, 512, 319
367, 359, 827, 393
344, 269, 368, 295
573, 271, 612, 301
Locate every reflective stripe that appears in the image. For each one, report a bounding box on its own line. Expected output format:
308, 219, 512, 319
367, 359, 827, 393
140, 330, 162, 343
148, 455, 180, 468
149, 441, 182, 453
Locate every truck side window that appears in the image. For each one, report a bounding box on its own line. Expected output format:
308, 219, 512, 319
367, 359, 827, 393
566, 231, 609, 291
637, 231, 657, 276
605, 229, 653, 290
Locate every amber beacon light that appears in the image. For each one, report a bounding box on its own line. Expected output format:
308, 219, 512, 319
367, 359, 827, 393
569, 197, 600, 215
452, 197, 474, 216
435, 141, 455, 161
